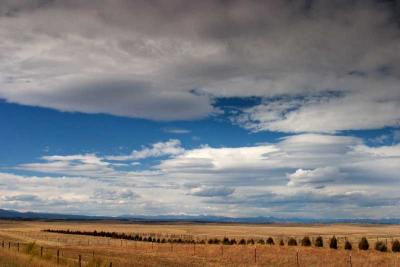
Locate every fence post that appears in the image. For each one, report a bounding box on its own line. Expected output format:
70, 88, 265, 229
349, 254, 352, 267
296, 250, 299, 267
57, 249, 60, 265
109, 262, 113, 267
2, 240, 4, 248
17, 242, 19, 252
41, 247, 43, 257
78, 254, 82, 267
254, 247, 257, 263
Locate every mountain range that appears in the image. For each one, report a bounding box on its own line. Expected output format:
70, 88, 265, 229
1, 208, 399, 224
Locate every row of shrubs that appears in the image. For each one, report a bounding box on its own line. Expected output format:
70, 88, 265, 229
42, 229, 400, 252
43, 229, 198, 244
290, 236, 400, 252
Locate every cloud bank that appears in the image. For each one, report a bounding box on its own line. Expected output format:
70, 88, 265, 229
2, 135, 398, 218
0, 0, 399, 132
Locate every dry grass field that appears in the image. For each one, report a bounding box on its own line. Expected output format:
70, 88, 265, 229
1, 220, 400, 266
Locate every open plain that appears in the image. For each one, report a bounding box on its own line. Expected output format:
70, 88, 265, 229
1, 220, 400, 266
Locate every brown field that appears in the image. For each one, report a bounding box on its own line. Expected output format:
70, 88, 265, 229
1, 220, 400, 266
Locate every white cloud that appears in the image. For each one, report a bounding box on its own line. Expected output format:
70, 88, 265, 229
6, 133, 400, 217
106, 139, 184, 161
287, 167, 342, 187
163, 128, 191, 134
18, 153, 115, 177
235, 94, 400, 133
158, 134, 361, 175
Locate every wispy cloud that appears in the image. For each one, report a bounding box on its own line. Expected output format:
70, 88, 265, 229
163, 128, 191, 134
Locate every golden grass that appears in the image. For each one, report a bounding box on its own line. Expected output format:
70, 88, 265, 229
1, 220, 400, 266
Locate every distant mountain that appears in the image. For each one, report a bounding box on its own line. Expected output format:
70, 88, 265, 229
0, 208, 106, 220
117, 214, 400, 224
1, 208, 400, 224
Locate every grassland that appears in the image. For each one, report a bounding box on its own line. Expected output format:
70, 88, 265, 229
1, 220, 400, 266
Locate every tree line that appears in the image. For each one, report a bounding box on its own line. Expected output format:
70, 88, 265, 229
43, 229, 400, 252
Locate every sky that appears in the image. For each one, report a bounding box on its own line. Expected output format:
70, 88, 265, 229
0, 0, 400, 219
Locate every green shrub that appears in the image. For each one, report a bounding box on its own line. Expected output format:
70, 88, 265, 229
301, 236, 311, 247
266, 237, 274, 245
279, 239, 285, 246
314, 236, 323, 247
344, 240, 352, 250
375, 241, 387, 252
230, 239, 237, 245
359, 237, 369, 250
329, 236, 338, 249
239, 239, 246, 245
288, 237, 297, 246
392, 240, 400, 252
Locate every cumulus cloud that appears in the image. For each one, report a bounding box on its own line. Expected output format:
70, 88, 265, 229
17, 140, 185, 177
106, 139, 184, 161
0, 0, 399, 133
18, 153, 115, 176
4, 137, 400, 215
235, 94, 400, 133
287, 167, 342, 188
207, 189, 400, 218
157, 134, 361, 176
3, 133, 400, 217
0, 172, 146, 215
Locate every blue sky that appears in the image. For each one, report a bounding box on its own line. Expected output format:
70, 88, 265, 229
0, 0, 400, 218
2, 99, 396, 171
0, 99, 287, 166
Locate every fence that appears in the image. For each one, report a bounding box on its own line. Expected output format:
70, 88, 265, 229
1, 234, 400, 267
